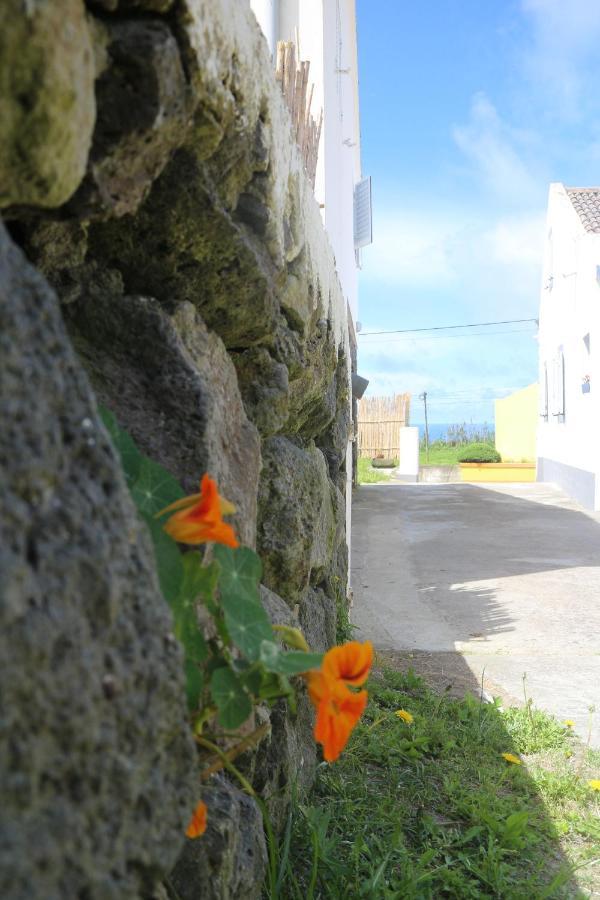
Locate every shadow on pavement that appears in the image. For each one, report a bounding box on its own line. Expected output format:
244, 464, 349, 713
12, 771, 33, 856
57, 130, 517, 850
351, 483, 600, 896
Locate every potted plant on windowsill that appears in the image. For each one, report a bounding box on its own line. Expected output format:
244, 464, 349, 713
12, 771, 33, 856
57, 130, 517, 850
458, 443, 536, 483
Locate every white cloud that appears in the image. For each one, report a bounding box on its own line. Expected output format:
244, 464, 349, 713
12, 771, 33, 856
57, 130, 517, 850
452, 93, 543, 205
357, 331, 538, 423
521, 0, 600, 115
362, 202, 543, 317
365, 210, 457, 287
486, 214, 545, 267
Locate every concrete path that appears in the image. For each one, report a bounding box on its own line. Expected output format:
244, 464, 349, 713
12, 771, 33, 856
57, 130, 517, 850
352, 482, 600, 746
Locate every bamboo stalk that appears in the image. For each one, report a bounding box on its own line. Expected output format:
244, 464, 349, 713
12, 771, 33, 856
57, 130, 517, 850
275, 39, 322, 189
357, 393, 411, 458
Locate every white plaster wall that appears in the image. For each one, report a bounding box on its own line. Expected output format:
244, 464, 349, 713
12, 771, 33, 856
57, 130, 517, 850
537, 183, 600, 487
256, 0, 361, 322
398, 427, 420, 480
249, 0, 278, 55
322, 0, 361, 323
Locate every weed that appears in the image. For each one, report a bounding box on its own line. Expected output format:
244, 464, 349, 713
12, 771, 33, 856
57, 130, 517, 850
269, 667, 599, 898
357, 458, 391, 483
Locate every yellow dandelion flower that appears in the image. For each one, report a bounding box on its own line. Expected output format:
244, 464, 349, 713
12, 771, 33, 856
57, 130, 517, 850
395, 709, 414, 724
563, 720, 575, 728
501, 752, 522, 765
588, 779, 600, 791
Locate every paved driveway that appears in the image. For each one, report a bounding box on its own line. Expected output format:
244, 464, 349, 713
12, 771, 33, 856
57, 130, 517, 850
351, 482, 600, 746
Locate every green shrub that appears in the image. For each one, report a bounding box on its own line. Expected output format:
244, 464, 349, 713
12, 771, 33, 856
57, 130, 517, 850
457, 442, 501, 463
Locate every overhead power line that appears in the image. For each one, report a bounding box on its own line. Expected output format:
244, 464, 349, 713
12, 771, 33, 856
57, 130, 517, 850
359, 317, 538, 336
360, 328, 536, 343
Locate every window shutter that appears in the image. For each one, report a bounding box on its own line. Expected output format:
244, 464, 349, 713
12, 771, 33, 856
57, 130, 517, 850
353, 176, 372, 249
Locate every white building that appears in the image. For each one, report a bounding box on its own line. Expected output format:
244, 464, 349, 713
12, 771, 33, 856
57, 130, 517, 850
537, 183, 600, 509
249, 0, 369, 323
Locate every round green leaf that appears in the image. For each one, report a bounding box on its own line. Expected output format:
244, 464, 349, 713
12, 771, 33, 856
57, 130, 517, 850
210, 667, 252, 729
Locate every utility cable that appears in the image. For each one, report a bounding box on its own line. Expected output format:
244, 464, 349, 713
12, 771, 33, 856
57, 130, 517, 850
359, 328, 536, 343
358, 317, 538, 336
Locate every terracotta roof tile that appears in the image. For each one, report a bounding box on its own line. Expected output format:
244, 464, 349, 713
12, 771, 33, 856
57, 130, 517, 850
566, 187, 600, 233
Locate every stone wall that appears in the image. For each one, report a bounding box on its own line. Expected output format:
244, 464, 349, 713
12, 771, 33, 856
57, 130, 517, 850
1, 1, 352, 897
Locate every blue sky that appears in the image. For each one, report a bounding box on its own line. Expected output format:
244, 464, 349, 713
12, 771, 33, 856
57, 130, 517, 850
355, 0, 600, 424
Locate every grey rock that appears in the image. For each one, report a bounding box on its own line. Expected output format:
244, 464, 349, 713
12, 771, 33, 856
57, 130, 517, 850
232, 347, 290, 437
287, 319, 339, 441
251, 691, 317, 832
67, 17, 191, 219
0, 0, 95, 208
298, 586, 337, 654
317, 351, 352, 487
0, 223, 196, 898
86, 146, 280, 348
257, 438, 337, 603
250, 587, 318, 830
66, 294, 261, 547
170, 777, 267, 900
90, 0, 174, 11
14, 218, 127, 308
0, 1, 356, 896
259, 584, 299, 627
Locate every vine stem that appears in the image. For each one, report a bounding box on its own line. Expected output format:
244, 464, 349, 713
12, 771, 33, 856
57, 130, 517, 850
196, 723, 270, 780
195, 733, 280, 897
195, 735, 256, 796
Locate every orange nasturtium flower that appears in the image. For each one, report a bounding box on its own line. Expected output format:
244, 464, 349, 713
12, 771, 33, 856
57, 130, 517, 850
321, 640, 373, 686
186, 800, 208, 838
306, 640, 373, 763
157, 474, 238, 548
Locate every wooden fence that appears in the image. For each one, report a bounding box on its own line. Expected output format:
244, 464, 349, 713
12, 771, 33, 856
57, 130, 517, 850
357, 394, 411, 459
275, 40, 322, 188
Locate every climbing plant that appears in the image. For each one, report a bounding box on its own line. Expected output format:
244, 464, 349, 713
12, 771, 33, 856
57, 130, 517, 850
99, 406, 372, 840
100, 406, 323, 727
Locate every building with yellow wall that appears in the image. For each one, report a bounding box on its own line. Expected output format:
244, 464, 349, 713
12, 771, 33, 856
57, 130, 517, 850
495, 384, 538, 462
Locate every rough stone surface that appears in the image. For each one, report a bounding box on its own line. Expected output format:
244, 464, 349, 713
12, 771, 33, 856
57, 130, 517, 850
287, 319, 339, 441
170, 777, 267, 900
0, 224, 196, 899
90, 0, 174, 11
231, 347, 290, 437
254, 586, 318, 826
0, 0, 95, 208
1, 0, 355, 896
85, 145, 280, 348
318, 351, 352, 491
258, 438, 337, 604
298, 587, 337, 654
66, 295, 261, 547
67, 17, 191, 219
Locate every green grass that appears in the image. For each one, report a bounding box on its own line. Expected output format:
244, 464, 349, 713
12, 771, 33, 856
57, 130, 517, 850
357, 457, 392, 483
269, 669, 600, 899
419, 444, 462, 466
